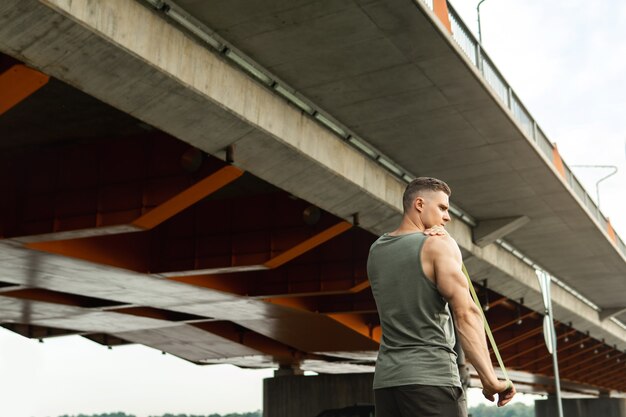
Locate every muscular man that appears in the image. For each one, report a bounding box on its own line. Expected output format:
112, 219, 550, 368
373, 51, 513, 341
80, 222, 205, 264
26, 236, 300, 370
367, 177, 515, 417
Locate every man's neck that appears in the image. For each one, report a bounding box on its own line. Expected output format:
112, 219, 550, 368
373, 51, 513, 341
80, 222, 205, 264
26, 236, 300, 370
389, 215, 425, 236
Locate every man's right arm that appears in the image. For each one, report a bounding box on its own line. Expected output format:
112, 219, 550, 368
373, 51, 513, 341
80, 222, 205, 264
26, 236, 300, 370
426, 236, 516, 406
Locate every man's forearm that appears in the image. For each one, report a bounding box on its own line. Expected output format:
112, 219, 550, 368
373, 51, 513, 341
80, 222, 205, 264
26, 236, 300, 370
454, 306, 499, 390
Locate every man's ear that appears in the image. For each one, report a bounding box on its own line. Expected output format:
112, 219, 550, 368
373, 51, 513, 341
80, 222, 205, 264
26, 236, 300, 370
414, 196, 424, 212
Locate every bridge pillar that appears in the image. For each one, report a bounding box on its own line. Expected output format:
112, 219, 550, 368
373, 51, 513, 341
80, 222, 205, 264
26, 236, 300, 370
535, 396, 626, 417
263, 372, 374, 417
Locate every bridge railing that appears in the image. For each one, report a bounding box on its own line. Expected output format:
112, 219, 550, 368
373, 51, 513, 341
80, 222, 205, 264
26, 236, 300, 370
423, 0, 626, 258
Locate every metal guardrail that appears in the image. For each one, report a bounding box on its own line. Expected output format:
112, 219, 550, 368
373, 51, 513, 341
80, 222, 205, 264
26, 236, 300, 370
423, 0, 626, 259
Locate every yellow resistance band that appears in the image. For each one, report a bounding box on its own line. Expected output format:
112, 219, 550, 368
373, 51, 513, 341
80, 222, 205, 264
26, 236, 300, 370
462, 263, 512, 390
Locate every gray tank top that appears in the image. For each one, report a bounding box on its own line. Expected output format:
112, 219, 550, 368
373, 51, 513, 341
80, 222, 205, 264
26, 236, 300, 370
367, 232, 460, 389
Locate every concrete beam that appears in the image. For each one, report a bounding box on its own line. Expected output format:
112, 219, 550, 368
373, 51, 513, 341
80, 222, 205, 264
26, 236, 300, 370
600, 307, 626, 321
0, 0, 403, 233
473, 216, 530, 247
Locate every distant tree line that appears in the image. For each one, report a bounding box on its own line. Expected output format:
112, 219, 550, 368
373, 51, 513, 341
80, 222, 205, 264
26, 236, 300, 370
157, 413, 261, 417
469, 403, 534, 417
56, 411, 262, 417
55, 404, 533, 417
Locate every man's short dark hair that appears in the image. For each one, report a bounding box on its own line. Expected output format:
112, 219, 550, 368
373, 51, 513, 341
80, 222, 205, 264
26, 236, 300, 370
402, 177, 451, 212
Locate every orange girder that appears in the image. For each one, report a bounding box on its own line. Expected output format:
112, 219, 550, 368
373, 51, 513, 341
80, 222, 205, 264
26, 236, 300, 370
0, 64, 49, 115
132, 165, 243, 229
263, 221, 353, 269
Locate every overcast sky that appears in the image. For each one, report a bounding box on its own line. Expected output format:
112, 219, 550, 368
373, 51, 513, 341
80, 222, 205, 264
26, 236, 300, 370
2, 1, 625, 416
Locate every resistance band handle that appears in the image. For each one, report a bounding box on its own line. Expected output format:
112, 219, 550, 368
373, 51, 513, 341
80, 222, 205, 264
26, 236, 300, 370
461, 263, 511, 386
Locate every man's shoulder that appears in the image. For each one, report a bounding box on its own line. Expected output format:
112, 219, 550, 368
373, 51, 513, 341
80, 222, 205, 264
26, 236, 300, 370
423, 234, 460, 258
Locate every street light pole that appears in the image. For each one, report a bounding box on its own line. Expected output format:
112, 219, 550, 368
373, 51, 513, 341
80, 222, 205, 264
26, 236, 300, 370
537, 270, 564, 417
570, 165, 618, 209
477, 0, 489, 44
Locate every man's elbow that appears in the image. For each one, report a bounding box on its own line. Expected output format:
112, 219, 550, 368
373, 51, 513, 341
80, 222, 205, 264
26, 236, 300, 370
452, 303, 482, 327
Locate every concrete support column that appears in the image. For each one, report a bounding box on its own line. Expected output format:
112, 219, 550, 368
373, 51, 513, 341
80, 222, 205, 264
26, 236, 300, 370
263, 373, 374, 417
535, 397, 626, 417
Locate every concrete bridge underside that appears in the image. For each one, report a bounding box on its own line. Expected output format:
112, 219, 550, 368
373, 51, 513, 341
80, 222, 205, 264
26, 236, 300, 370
0, 0, 625, 398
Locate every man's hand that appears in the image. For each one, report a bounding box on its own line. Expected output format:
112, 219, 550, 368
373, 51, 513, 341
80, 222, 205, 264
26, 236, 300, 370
423, 225, 447, 236
482, 380, 516, 407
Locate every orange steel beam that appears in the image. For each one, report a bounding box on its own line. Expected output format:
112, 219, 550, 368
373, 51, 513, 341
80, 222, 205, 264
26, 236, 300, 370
263, 221, 353, 269
255, 283, 370, 299
328, 312, 381, 342
2, 135, 236, 240
262, 296, 319, 312
168, 220, 354, 279
260, 295, 381, 343
168, 272, 249, 294
132, 165, 243, 229
505, 328, 577, 363
263, 288, 377, 316
492, 311, 537, 333
268, 277, 371, 299
518, 335, 591, 370
349, 280, 371, 293
257, 278, 371, 298
26, 166, 244, 271
0, 64, 49, 115
538, 341, 604, 373
487, 296, 510, 310
171, 272, 370, 300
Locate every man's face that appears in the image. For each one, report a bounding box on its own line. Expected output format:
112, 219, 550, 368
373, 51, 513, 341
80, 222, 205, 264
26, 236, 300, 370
416, 190, 451, 228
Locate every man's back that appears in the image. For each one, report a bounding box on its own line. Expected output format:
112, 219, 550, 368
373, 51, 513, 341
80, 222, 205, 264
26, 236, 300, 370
369, 177, 514, 417
367, 231, 460, 389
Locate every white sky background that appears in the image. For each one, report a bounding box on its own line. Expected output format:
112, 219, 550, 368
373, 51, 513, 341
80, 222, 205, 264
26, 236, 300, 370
2, 1, 626, 416
0, 327, 274, 417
